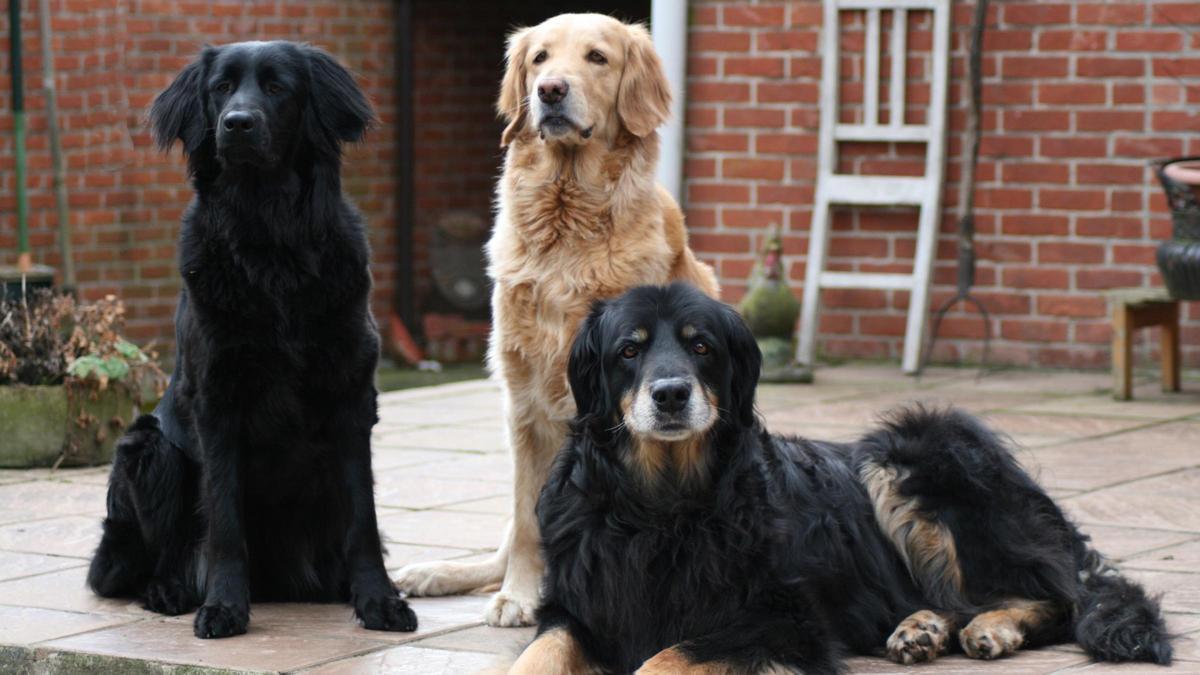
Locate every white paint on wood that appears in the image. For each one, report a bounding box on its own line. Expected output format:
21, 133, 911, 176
652, 0, 687, 203
796, 0, 951, 374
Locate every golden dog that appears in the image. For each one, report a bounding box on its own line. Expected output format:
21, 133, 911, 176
393, 13, 718, 626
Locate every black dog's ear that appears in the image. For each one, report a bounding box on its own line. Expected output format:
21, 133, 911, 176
722, 305, 762, 427
567, 303, 610, 423
149, 48, 213, 154
304, 45, 374, 156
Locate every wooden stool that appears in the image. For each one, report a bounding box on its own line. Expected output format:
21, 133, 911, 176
1108, 289, 1181, 401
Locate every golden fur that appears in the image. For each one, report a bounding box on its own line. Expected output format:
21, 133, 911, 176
393, 13, 718, 627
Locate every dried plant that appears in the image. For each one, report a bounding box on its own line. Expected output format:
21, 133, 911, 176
0, 289, 167, 401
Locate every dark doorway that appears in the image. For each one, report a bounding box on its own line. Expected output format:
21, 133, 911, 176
394, 0, 650, 362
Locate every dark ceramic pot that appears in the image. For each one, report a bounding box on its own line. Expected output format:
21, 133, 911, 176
1153, 157, 1200, 299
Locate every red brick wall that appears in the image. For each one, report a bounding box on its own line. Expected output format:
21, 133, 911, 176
1, 0, 399, 347
685, 0, 1200, 369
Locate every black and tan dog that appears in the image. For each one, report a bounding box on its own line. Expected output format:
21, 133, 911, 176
513, 283, 1172, 673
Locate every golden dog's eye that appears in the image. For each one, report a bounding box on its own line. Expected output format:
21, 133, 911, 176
265, 82, 283, 95
587, 50, 607, 65
693, 341, 710, 356
214, 81, 232, 94
621, 344, 639, 359
533, 50, 548, 65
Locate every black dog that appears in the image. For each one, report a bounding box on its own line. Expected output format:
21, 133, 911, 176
86, 41, 416, 639
513, 283, 1171, 673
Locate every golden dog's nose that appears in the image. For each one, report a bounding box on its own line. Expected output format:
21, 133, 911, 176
537, 78, 568, 104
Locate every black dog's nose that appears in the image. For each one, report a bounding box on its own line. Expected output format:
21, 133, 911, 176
222, 111, 256, 133
650, 378, 691, 414
537, 78, 568, 105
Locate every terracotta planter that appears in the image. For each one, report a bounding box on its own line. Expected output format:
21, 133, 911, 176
1153, 158, 1200, 300
0, 383, 149, 468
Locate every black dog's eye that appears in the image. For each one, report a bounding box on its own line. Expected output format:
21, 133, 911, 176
214, 81, 232, 94
587, 50, 607, 65
533, 50, 548, 65
265, 82, 284, 95
620, 344, 639, 359
693, 340, 710, 356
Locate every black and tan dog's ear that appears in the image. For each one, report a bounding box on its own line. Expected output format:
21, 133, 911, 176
722, 305, 762, 427
497, 26, 533, 148
303, 45, 374, 155
617, 23, 671, 138
567, 302, 611, 424
149, 47, 214, 154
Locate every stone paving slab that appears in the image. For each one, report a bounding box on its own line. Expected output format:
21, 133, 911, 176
0, 365, 1197, 673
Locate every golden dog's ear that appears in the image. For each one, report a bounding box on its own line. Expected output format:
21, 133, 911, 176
617, 23, 672, 138
497, 26, 533, 148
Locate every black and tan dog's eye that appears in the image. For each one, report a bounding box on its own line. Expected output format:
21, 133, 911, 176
587, 50, 607, 65
621, 344, 639, 359
265, 82, 284, 95
214, 81, 232, 94
692, 340, 710, 356
533, 50, 548, 65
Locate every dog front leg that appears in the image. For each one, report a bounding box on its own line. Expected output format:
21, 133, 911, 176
343, 425, 417, 632
193, 424, 250, 639
485, 414, 564, 627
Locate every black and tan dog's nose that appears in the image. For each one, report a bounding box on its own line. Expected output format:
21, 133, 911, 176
650, 378, 691, 414
222, 111, 256, 133
537, 78, 569, 104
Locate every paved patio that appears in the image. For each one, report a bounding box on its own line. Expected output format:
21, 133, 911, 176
0, 364, 1198, 674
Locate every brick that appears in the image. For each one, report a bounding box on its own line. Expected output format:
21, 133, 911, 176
1004, 4, 1071, 25
687, 183, 750, 204
690, 82, 751, 103
1038, 241, 1106, 263
724, 57, 786, 78
691, 233, 751, 254
1037, 295, 1107, 318
1003, 267, 1070, 289
1152, 111, 1200, 131
1004, 110, 1070, 132
723, 5, 785, 26
1002, 214, 1070, 236
1116, 32, 1184, 52
755, 134, 817, 154
1077, 3, 1145, 25
1154, 3, 1200, 24
724, 108, 786, 128
1077, 164, 1146, 185
723, 208, 785, 229
1040, 136, 1108, 158
1076, 216, 1144, 238
1040, 189, 1107, 211
1076, 111, 1145, 132
757, 82, 819, 103
1038, 83, 1106, 105
723, 158, 785, 181
1077, 57, 1145, 77
757, 30, 818, 52
1038, 30, 1108, 52
1004, 56, 1069, 78
1113, 136, 1184, 158
688, 133, 749, 153
690, 31, 751, 52
1002, 163, 1070, 184
1001, 319, 1069, 343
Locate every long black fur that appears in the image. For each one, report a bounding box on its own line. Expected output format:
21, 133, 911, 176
536, 283, 1172, 672
86, 41, 416, 639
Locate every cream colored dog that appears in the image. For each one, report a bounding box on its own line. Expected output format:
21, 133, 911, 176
393, 13, 718, 627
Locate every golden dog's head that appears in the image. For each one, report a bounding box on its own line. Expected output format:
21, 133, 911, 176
497, 13, 672, 148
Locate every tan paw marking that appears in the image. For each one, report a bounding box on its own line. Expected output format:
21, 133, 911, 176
960, 613, 1024, 660
886, 610, 950, 664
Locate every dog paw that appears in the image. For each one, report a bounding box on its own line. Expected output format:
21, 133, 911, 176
886, 610, 950, 664
356, 593, 418, 632
193, 603, 249, 639
393, 561, 461, 597
960, 615, 1023, 660
484, 590, 538, 627
143, 577, 198, 616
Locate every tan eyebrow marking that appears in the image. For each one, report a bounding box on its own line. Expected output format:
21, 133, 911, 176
632, 328, 648, 343
681, 325, 697, 339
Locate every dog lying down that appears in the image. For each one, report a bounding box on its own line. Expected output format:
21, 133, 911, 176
512, 283, 1172, 674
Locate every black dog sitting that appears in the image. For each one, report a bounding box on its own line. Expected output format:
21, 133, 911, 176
513, 283, 1171, 673
86, 41, 416, 639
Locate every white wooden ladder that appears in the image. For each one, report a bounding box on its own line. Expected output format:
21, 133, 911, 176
796, 0, 950, 374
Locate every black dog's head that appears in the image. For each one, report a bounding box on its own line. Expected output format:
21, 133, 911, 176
568, 284, 762, 475
149, 41, 372, 171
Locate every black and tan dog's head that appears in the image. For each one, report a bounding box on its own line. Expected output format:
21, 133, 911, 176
568, 283, 762, 480
149, 41, 372, 172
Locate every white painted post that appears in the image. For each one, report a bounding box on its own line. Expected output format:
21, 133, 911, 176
652, 0, 688, 203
